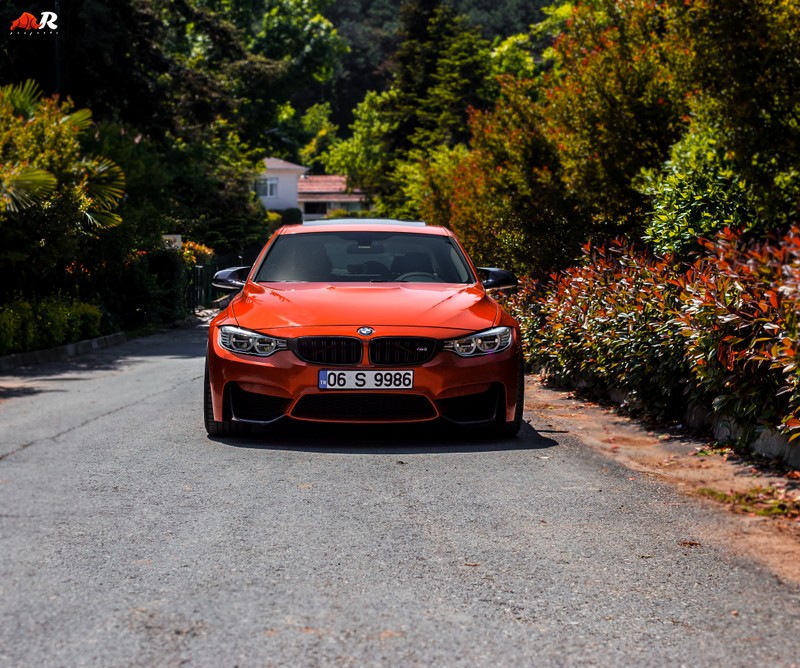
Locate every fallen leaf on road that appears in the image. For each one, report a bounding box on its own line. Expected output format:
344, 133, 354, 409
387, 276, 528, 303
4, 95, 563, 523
377, 630, 405, 639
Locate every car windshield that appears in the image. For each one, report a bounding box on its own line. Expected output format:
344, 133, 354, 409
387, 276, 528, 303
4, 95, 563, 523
254, 231, 475, 284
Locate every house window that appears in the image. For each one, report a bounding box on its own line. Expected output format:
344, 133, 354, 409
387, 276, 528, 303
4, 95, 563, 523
255, 177, 278, 198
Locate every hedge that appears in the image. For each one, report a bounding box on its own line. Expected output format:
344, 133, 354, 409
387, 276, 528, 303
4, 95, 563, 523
508, 226, 800, 443
0, 297, 103, 356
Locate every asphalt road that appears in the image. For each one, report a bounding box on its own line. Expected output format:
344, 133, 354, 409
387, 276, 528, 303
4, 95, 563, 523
1, 326, 799, 667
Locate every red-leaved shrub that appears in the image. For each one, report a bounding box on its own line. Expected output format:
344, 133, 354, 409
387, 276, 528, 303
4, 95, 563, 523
511, 226, 800, 442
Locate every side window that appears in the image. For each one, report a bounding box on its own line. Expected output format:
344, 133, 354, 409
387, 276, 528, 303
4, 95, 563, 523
447, 245, 471, 283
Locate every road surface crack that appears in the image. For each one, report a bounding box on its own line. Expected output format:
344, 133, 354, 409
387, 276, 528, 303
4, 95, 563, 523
0, 374, 203, 463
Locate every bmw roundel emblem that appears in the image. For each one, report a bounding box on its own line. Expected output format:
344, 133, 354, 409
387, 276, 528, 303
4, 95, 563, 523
357, 326, 374, 336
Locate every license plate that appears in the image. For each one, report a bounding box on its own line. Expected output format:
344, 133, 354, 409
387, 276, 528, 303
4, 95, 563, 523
318, 369, 414, 390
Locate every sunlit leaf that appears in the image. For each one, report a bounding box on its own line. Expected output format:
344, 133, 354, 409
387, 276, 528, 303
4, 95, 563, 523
0, 168, 57, 211
62, 107, 93, 132
84, 157, 126, 210
83, 209, 122, 230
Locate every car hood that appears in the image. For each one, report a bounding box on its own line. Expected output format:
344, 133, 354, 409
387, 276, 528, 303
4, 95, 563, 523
230, 282, 499, 334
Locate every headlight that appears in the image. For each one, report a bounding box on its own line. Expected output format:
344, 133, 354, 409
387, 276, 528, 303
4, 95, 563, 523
218, 325, 287, 357
443, 326, 513, 357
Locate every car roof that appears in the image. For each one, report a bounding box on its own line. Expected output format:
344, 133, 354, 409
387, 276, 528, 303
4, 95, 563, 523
279, 219, 452, 237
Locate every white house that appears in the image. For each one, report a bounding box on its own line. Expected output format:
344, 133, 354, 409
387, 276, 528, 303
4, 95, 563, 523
255, 158, 307, 210
255, 158, 366, 220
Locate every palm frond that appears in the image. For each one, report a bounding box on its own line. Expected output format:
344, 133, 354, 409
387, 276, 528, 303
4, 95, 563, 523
83, 209, 123, 230
0, 168, 57, 211
0, 79, 44, 118
62, 107, 93, 132
84, 157, 126, 210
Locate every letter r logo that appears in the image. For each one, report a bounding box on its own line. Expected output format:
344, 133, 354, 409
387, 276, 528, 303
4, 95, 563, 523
39, 11, 58, 29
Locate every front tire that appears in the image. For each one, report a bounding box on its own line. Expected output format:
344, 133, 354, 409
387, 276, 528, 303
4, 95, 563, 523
204, 362, 250, 436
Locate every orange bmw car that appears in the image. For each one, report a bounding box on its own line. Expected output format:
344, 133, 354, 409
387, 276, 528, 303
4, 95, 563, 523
204, 219, 524, 437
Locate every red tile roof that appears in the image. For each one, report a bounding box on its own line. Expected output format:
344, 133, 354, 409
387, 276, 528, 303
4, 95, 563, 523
297, 175, 364, 202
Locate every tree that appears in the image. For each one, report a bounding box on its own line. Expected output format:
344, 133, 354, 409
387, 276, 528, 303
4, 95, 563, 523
319, 0, 401, 128
299, 103, 339, 174
400, 144, 470, 227
323, 1, 499, 213
382, 1, 495, 158
174, 118, 269, 255
452, 0, 547, 38
253, 0, 345, 87
639, 99, 762, 257
317, 0, 547, 131
490, 34, 538, 80
425, 78, 586, 274
410, 14, 497, 151
539, 0, 692, 237
637, 0, 800, 256
0, 81, 125, 300
322, 90, 398, 203
676, 0, 800, 229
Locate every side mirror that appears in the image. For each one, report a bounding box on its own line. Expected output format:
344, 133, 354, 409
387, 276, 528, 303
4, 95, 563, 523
212, 266, 251, 292
478, 267, 518, 290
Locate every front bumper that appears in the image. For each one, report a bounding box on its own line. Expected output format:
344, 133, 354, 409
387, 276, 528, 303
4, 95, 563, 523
206, 327, 521, 426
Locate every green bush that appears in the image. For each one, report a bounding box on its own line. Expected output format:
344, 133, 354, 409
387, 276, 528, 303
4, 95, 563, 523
0, 308, 17, 356
265, 210, 283, 233
148, 249, 188, 323
100, 248, 192, 329
2, 300, 37, 353
38, 298, 71, 348
104, 252, 162, 329
280, 208, 303, 226
640, 113, 761, 258
0, 297, 104, 356
70, 301, 102, 340
325, 209, 380, 220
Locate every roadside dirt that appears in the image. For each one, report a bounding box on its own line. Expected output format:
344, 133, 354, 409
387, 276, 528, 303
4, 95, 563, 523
524, 376, 800, 585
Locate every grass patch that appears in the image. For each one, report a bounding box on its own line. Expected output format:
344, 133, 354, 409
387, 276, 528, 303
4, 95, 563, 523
696, 487, 800, 519
693, 444, 737, 458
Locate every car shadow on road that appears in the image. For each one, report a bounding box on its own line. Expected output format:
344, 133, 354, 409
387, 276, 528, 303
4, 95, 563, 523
0, 385, 67, 401
208, 420, 558, 454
